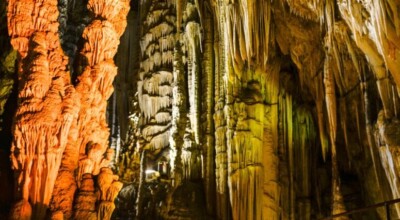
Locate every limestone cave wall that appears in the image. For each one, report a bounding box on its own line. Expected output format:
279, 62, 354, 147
0, 0, 400, 219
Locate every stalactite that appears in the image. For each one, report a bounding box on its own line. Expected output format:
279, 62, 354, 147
337, 0, 399, 119
7, 0, 79, 218
6, 0, 400, 219
324, 47, 348, 219
322, 1, 349, 217
369, 1, 400, 88
284, 0, 322, 21
185, 20, 201, 145
358, 67, 394, 219
138, 1, 175, 164
332, 20, 397, 219
335, 2, 400, 214
212, 1, 280, 219
261, 61, 281, 220
285, 91, 295, 220
213, 1, 230, 219
225, 63, 280, 220
278, 83, 290, 219
179, 0, 204, 185
293, 106, 316, 220
339, 98, 351, 167
315, 72, 329, 161
279, 81, 316, 220
182, 123, 202, 181
224, 0, 271, 69
201, 5, 216, 215
169, 41, 186, 187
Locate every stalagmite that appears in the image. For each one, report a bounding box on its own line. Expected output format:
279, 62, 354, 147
73, 174, 97, 220
7, 0, 78, 218
7, 0, 129, 219
170, 41, 186, 187
97, 168, 123, 220
71, 0, 129, 217
135, 148, 146, 219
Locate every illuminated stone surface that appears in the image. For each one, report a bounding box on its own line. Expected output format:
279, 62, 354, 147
1, 0, 400, 219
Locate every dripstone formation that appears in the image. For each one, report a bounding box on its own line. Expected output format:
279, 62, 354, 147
0, 0, 400, 219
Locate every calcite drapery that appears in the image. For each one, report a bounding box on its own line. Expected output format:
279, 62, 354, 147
138, 1, 175, 157
72, 169, 123, 220
135, 2, 176, 217
7, 0, 78, 218
53, 0, 129, 219
7, 0, 129, 219
123, 0, 400, 219
212, 1, 230, 218
212, 1, 279, 219
4, 0, 400, 219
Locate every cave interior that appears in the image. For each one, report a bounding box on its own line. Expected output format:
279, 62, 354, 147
1, 0, 400, 219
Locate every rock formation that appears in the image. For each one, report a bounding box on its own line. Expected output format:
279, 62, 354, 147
5, 0, 129, 219
1, 0, 400, 219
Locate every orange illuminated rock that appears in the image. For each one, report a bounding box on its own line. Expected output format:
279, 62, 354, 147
97, 168, 123, 220
9, 200, 32, 220
7, 0, 130, 219
50, 211, 64, 220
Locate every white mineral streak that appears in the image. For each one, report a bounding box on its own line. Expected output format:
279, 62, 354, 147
185, 21, 201, 144
138, 1, 175, 157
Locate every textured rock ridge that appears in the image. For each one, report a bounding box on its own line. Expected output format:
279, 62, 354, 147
6, 0, 129, 219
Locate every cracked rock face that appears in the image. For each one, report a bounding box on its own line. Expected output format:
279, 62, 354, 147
2, 0, 400, 219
